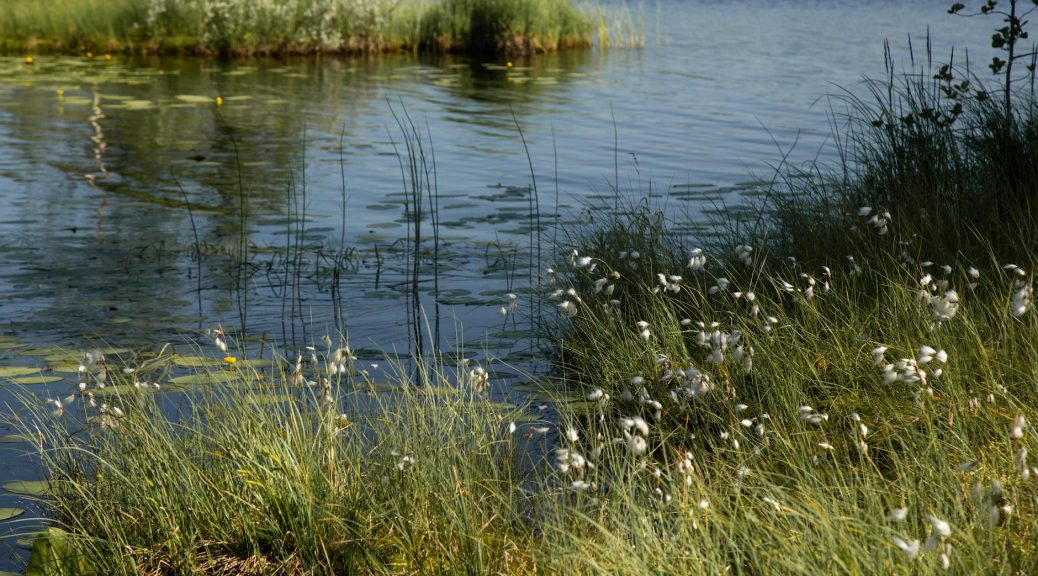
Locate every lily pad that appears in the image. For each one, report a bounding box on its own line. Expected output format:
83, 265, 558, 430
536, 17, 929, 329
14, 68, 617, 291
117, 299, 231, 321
170, 371, 243, 385
122, 99, 154, 110
175, 94, 216, 104
97, 347, 130, 356
171, 354, 223, 368
89, 384, 164, 397
237, 358, 275, 369
4, 480, 52, 496
19, 347, 68, 357
43, 352, 82, 364
0, 366, 39, 378
8, 376, 64, 385
0, 508, 23, 521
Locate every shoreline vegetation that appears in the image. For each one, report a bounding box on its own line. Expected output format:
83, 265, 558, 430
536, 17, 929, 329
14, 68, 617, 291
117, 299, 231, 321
0, 0, 642, 56
5, 4, 1038, 576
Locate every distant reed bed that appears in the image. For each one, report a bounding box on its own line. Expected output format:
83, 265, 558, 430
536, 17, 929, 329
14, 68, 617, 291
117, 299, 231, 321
0, 0, 640, 55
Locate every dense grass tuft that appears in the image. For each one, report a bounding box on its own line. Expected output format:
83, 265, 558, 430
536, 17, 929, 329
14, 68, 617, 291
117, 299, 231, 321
767, 66, 1038, 270
10, 350, 535, 574
0, 0, 631, 55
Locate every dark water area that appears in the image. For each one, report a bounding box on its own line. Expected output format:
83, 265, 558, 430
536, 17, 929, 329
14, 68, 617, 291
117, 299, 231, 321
0, 1, 991, 568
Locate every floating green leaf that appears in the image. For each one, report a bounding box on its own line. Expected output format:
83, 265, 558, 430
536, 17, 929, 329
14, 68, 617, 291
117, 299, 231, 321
8, 376, 64, 385
171, 355, 223, 368
89, 384, 165, 397
0, 508, 23, 521
4, 480, 52, 496
174, 94, 215, 104
19, 347, 67, 357
122, 99, 154, 110
43, 353, 81, 364
170, 371, 243, 385
237, 358, 275, 369
0, 366, 39, 378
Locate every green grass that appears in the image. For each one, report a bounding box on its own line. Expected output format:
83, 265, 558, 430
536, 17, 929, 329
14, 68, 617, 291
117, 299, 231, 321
0, 0, 633, 56
10, 348, 539, 574
7, 29, 1038, 576
765, 66, 1038, 270
540, 203, 1038, 573
527, 58, 1038, 574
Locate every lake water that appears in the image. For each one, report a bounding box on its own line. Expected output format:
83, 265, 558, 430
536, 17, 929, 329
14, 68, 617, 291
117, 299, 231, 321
0, 0, 990, 567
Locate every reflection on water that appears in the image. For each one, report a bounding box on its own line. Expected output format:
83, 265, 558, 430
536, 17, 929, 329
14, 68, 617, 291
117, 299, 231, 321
0, 0, 991, 388
0, 0, 988, 354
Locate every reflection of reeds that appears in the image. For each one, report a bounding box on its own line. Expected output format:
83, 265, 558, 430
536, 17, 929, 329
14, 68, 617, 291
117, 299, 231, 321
513, 112, 543, 340
172, 174, 204, 325
333, 125, 350, 338
389, 101, 445, 367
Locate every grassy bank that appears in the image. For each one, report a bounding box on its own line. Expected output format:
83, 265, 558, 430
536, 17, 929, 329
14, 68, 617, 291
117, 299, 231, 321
11, 349, 539, 574
7, 25, 1038, 576
535, 46, 1038, 573
0, 0, 630, 56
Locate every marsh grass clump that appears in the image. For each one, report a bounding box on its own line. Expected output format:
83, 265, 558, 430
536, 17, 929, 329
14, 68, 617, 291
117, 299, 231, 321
0, 0, 618, 55
536, 42, 1038, 567
768, 55, 1038, 271
420, 0, 593, 53
9, 346, 536, 574
539, 198, 1038, 573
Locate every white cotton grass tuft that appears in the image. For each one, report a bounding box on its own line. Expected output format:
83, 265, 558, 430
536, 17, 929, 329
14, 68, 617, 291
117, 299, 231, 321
892, 537, 920, 559
636, 320, 651, 341
626, 434, 648, 455
931, 290, 959, 321
886, 507, 908, 522
872, 346, 888, 366
619, 416, 650, 437
1011, 280, 1032, 317
863, 208, 891, 235
917, 346, 937, 364
927, 514, 952, 538
735, 245, 753, 267
798, 405, 828, 425
559, 300, 578, 316
688, 248, 706, 271
1011, 415, 1027, 439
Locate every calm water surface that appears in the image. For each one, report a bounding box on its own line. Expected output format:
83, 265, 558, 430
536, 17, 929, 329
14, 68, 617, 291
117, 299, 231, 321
0, 0, 988, 566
